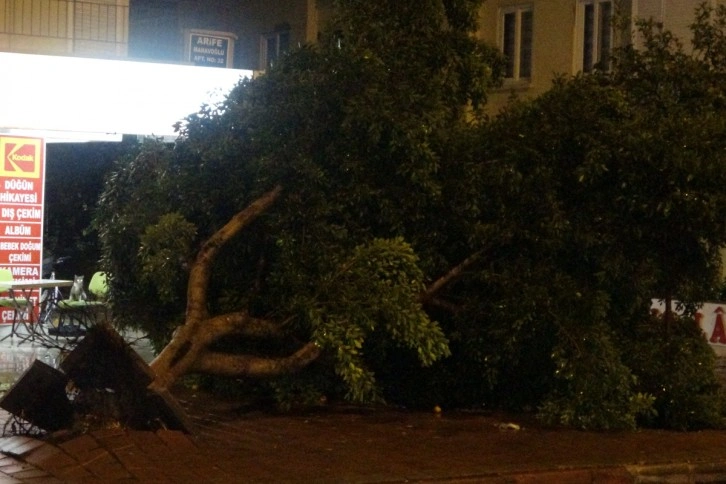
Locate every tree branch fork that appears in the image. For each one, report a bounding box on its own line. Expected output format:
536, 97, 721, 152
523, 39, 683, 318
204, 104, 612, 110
148, 184, 471, 390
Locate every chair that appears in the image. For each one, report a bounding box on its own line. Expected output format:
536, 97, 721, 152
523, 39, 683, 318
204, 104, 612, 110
54, 271, 109, 336
87, 272, 108, 302
0, 269, 32, 341
0, 268, 15, 307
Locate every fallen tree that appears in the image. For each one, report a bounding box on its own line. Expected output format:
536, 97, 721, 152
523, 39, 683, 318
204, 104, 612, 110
93, 2, 726, 430
148, 184, 478, 393
96, 0, 496, 403
148, 185, 325, 390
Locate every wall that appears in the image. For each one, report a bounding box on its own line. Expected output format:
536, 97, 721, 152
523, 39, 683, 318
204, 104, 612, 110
477, 0, 726, 114
128, 0, 329, 71
233, 0, 313, 70
478, 0, 577, 114
0, 0, 128, 59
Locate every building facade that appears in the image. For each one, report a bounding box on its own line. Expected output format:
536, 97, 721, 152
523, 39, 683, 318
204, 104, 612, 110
0, 0, 257, 141
478, 0, 725, 113
0, 0, 129, 58
2, 1, 722, 99
0, 0, 331, 70
128, 0, 332, 70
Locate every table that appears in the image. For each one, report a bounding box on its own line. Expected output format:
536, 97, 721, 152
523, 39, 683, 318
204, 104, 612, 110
0, 279, 73, 343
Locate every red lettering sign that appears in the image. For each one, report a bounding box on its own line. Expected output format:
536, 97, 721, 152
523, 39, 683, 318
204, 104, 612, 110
711, 307, 726, 344
0, 136, 44, 324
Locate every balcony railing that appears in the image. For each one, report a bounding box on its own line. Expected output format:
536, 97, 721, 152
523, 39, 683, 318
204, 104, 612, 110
1, 0, 128, 52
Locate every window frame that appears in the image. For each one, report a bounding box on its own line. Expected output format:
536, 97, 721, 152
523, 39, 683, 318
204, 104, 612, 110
260, 30, 290, 70
499, 4, 534, 82
576, 0, 613, 73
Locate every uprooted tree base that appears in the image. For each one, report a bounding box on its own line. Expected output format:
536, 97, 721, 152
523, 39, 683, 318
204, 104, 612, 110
0, 323, 193, 437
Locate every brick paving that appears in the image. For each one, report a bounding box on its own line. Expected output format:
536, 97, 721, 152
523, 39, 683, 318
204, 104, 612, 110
0, 353, 724, 482
0, 430, 198, 482
1, 402, 726, 483
3, 332, 726, 482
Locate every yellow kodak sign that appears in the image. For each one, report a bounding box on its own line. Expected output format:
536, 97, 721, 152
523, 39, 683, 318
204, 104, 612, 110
0, 137, 42, 179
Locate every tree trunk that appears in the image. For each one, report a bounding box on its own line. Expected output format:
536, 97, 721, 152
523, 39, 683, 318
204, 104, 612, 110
146, 183, 468, 392
148, 185, 321, 391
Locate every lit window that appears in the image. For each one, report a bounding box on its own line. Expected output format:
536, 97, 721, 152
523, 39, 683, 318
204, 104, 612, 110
580, 1, 612, 73
501, 6, 533, 80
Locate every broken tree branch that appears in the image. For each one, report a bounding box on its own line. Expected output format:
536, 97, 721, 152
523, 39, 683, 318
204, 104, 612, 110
199, 312, 285, 345
190, 342, 322, 377
186, 185, 283, 324
420, 251, 481, 305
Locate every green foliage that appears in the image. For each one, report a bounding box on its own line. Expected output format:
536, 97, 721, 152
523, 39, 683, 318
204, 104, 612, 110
268, 377, 331, 411
91, 0, 726, 427
538, 322, 655, 430
624, 316, 726, 430
308, 238, 450, 402
94, 141, 190, 347
462, 5, 726, 428
94, 0, 489, 404
138, 212, 196, 304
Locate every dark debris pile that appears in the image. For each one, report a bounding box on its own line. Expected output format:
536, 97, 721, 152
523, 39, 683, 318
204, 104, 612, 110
0, 324, 192, 438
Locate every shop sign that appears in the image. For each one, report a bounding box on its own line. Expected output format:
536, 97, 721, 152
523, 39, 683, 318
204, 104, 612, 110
186, 30, 236, 68
0, 136, 45, 323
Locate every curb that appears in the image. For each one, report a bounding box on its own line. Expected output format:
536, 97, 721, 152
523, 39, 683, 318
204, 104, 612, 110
627, 461, 726, 482
425, 462, 726, 483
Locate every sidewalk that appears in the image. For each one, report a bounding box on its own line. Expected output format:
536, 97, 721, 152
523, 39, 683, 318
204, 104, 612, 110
1, 393, 726, 483
2, 332, 726, 482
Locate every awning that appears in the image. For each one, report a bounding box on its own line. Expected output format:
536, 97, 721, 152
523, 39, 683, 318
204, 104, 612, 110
0, 52, 253, 142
